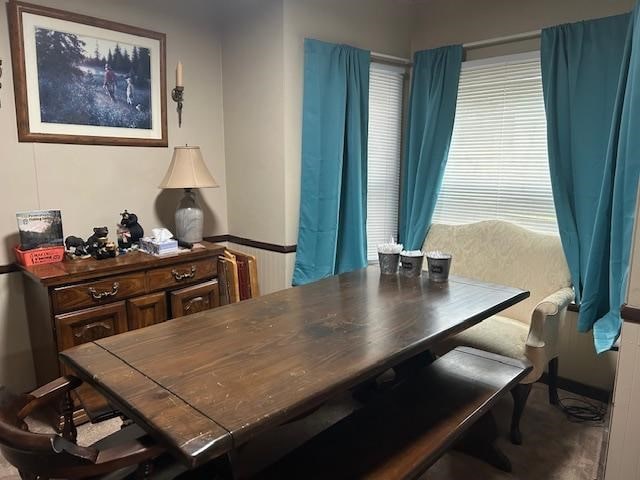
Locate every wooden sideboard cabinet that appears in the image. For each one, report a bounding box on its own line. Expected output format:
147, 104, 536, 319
20, 242, 224, 423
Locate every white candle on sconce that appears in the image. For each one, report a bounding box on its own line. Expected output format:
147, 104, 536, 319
172, 61, 185, 127
176, 61, 184, 87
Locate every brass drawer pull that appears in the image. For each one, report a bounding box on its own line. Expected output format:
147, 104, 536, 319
88, 282, 120, 300
172, 265, 197, 281
185, 296, 209, 313
74, 321, 113, 338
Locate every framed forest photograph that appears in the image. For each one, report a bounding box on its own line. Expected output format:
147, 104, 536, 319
7, 1, 167, 146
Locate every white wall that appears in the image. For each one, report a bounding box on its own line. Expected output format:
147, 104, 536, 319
626, 189, 640, 306
0, 0, 228, 391
606, 192, 640, 479
220, 0, 286, 246
560, 311, 616, 391
606, 321, 640, 480
221, 0, 413, 248
411, 0, 634, 58
282, 0, 413, 245
220, 0, 413, 293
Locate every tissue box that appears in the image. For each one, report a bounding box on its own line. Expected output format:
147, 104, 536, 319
139, 237, 178, 255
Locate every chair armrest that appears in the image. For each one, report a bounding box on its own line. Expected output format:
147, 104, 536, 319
534, 287, 575, 317
18, 376, 82, 420
92, 426, 165, 473
526, 287, 575, 349
94, 438, 164, 469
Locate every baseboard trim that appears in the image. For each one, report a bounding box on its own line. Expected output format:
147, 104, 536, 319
205, 235, 297, 254
0, 264, 19, 275
538, 373, 611, 403
621, 304, 640, 324
567, 302, 580, 313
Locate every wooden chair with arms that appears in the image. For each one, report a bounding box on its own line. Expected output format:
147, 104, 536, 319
0, 375, 180, 480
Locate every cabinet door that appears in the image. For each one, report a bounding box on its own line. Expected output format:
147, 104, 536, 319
55, 302, 127, 421
55, 302, 127, 423
127, 292, 168, 330
55, 302, 128, 352
170, 280, 220, 318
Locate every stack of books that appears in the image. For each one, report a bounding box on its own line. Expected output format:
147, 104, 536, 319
218, 249, 260, 304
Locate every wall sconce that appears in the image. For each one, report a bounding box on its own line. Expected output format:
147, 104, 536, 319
171, 61, 184, 127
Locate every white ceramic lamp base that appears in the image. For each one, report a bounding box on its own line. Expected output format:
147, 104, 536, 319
175, 188, 204, 243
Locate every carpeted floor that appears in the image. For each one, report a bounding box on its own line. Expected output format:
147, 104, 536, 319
424, 383, 606, 480
0, 383, 606, 480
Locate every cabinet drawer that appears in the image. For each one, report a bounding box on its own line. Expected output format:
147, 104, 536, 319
55, 302, 128, 352
52, 273, 146, 314
170, 280, 220, 318
147, 258, 217, 291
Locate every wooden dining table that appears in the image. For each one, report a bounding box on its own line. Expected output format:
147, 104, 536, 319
60, 267, 529, 470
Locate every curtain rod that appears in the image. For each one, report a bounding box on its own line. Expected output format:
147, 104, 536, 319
370, 29, 541, 66
371, 51, 412, 68
463, 30, 541, 50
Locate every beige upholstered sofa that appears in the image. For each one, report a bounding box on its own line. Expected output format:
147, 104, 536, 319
423, 220, 574, 444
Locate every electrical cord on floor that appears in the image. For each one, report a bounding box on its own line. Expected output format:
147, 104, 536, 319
557, 395, 607, 423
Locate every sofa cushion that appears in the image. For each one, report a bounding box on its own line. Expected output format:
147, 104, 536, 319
434, 315, 544, 383
423, 221, 572, 325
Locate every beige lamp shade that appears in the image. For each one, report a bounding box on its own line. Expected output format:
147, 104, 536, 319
159, 146, 219, 189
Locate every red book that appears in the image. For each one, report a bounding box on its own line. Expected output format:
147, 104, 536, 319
236, 256, 251, 301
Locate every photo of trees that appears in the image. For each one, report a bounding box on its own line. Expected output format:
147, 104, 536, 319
35, 28, 153, 129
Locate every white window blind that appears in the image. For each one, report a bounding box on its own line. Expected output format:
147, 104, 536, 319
367, 62, 404, 262
432, 52, 558, 236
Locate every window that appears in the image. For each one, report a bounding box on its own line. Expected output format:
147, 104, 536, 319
367, 62, 405, 261
432, 52, 558, 235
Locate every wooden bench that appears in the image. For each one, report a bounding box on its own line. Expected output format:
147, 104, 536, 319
254, 347, 532, 480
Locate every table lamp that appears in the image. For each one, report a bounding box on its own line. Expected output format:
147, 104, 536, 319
159, 146, 219, 243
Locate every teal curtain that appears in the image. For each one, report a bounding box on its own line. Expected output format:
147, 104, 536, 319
292, 39, 370, 286
542, 12, 640, 352
581, 6, 640, 352
541, 14, 630, 304
400, 46, 463, 250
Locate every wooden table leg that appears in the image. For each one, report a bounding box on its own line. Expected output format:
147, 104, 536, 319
394, 349, 438, 380
353, 349, 438, 404
455, 411, 512, 472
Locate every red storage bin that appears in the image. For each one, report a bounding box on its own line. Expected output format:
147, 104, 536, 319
14, 245, 65, 266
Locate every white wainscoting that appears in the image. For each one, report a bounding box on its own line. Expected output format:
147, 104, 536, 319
556, 310, 616, 392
